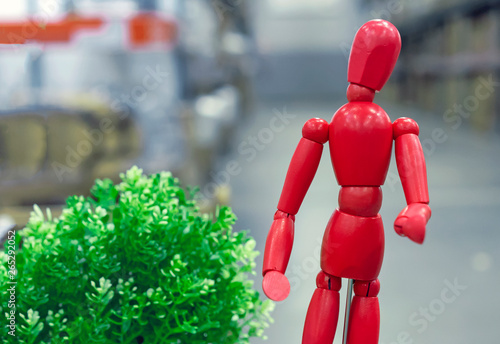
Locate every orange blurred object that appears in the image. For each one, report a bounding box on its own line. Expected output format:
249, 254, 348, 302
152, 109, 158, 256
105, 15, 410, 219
0, 14, 104, 44
128, 12, 177, 48
0, 12, 177, 48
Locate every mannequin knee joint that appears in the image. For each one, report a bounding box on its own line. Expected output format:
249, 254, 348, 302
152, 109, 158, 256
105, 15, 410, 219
354, 279, 380, 297
316, 271, 341, 291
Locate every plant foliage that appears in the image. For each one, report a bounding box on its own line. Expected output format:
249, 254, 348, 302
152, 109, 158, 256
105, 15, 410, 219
1, 167, 273, 343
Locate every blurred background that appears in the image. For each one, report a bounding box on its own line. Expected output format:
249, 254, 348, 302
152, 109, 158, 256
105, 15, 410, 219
0, 0, 499, 343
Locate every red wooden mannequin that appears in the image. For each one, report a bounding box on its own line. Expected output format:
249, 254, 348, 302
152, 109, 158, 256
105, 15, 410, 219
262, 19, 431, 344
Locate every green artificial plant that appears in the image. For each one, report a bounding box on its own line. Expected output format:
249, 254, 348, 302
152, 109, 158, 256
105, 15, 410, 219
0, 166, 273, 344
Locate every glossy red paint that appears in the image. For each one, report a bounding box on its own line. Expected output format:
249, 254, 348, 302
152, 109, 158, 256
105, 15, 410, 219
348, 19, 401, 91
329, 102, 393, 186
394, 203, 431, 244
262, 19, 431, 344
321, 209, 385, 281
316, 271, 342, 291
394, 126, 430, 204
277, 134, 326, 215
302, 289, 340, 344
262, 270, 290, 302
302, 118, 329, 144
353, 279, 380, 297
262, 213, 294, 276
346, 295, 380, 344
338, 186, 382, 217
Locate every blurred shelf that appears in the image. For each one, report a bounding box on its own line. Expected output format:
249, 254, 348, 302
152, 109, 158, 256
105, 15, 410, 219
405, 51, 500, 77
382, 0, 500, 132
398, 0, 500, 38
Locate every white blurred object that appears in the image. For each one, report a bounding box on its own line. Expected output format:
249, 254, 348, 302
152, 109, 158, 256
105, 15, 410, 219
181, 0, 218, 58
76, 0, 137, 16
253, 0, 360, 53
471, 252, 493, 272
158, 0, 179, 14
0, 2, 28, 19
0, 214, 16, 239
267, 0, 341, 15
194, 85, 240, 147
221, 31, 249, 57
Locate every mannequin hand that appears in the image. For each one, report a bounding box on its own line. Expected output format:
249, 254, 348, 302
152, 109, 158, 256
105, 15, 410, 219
394, 203, 431, 244
262, 270, 290, 302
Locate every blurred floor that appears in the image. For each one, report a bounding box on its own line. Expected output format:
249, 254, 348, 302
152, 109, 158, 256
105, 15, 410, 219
225, 96, 500, 344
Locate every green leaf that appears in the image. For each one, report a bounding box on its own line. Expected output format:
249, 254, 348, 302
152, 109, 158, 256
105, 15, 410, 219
2, 166, 273, 343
